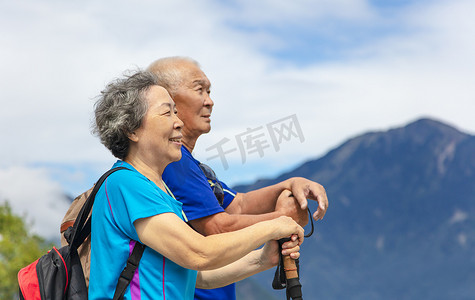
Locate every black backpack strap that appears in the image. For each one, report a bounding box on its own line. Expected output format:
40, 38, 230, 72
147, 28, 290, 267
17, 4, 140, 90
69, 167, 129, 248
113, 242, 146, 300
62, 165, 144, 299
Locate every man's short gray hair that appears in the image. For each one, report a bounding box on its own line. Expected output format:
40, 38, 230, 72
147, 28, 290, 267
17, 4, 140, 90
147, 56, 200, 97
93, 70, 158, 160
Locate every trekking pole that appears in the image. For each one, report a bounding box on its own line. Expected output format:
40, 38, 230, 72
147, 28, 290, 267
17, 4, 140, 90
284, 202, 315, 299
274, 206, 313, 299
279, 238, 303, 300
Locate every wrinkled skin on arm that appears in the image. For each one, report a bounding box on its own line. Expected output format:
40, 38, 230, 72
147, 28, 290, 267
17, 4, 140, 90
190, 177, 327, 235
134, 213, 304, 288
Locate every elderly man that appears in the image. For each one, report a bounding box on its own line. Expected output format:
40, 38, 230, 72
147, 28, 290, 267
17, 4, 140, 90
147, 57, 328, 300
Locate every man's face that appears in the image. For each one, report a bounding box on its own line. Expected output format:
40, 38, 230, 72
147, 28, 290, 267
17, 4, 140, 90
172, 62, 214, 140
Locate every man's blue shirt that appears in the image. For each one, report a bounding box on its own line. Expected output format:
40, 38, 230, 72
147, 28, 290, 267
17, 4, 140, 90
163, 147, 237, 300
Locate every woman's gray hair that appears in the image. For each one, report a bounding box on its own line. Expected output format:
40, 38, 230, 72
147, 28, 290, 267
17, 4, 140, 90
92, 70, 158, 160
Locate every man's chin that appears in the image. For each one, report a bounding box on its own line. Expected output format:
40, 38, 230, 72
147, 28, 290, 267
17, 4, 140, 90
201, 124, 212, 134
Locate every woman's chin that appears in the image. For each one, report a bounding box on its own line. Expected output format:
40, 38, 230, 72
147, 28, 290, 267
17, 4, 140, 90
171, 151, 182, 162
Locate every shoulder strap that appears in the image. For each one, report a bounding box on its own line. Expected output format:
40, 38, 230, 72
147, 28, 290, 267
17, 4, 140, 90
69, 167, 129, 248
112, 242, 146, 300
66, 166, 146, 300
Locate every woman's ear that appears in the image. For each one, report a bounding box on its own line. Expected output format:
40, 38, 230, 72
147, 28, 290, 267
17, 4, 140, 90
128, 131, 139, 142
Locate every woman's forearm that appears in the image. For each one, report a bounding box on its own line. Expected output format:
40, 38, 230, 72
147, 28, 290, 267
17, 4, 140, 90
135, 213, 301, 271
191, 221, 276, 270
195, 248, 271, 289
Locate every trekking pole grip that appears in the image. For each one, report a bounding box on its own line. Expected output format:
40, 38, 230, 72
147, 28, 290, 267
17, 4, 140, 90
279, 237, 303, 300
279, 237, 298, 278
282, 255, 299, 279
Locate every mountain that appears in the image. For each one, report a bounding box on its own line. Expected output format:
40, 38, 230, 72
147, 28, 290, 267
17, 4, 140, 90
234, 118, 475, 300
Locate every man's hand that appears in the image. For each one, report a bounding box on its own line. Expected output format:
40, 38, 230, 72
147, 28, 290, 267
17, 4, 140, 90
287, 177, 328, 221
275, 190, 309, 227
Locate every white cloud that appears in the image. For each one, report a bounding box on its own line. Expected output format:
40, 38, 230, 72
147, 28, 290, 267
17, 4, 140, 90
457, 233, 467, 247
1, 0, 474, 190
0, 166, 71, 241
449, 209, 468, 225
376, 235, 385, 251
214, 0, 475, 170
220, 0, 376, 26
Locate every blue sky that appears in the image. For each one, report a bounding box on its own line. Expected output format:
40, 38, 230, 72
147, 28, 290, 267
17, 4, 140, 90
1, 0, 474, 240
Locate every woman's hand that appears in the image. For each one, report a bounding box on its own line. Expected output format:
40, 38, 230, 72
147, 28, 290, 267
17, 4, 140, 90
281, 234, 301, 260
269, 216, 305, 244
260, 234, 301, 268
258, 216, 304, 269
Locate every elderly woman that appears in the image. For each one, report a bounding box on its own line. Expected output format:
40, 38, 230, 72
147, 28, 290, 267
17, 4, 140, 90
88, 70, 304, 300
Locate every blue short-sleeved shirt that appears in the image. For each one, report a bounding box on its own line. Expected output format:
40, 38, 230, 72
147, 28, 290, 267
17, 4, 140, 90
163, 147, 237, 300
89, 161, 197, 300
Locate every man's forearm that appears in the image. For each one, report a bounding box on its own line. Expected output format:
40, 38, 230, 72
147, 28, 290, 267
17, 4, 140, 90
226, 180, 292, 215
229, 177, 329, 221
190, 211, 285, 236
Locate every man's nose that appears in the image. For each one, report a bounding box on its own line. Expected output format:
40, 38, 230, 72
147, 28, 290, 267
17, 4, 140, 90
204, 93, 214, 107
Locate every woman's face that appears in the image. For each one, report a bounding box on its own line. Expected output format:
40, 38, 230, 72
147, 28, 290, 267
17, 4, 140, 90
131, 85, 184, 168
